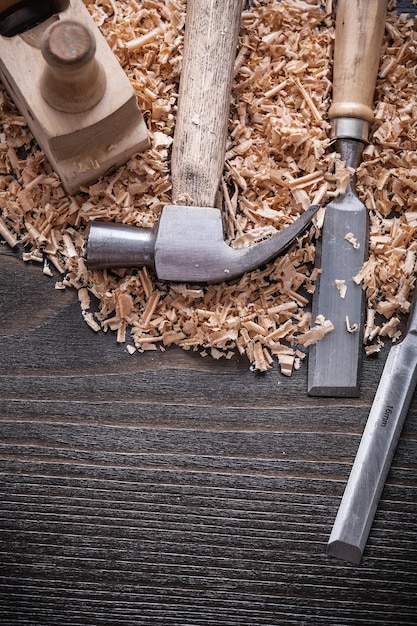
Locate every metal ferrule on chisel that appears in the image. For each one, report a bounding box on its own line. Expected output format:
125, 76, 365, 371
330, 117, 370, 144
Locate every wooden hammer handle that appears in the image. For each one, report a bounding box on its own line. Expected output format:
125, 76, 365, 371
329, 0, 387, 125
171, 0, 243, 208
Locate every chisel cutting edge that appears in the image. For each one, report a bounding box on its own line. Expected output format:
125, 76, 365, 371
327, 285, 417, 565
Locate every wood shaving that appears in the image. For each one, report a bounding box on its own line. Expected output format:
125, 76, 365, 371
1, 1, 416, 375
297, 314, 334, 347
345, 316, 359, 334
335, 279, 347, 299
345, 232, 360, 249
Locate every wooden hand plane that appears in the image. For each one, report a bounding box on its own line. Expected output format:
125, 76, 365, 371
0, 0, 149, 194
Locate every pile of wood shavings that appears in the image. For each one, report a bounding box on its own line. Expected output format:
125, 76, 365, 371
1, 0, 416, 373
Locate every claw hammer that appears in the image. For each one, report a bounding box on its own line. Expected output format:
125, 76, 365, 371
87, 0, 318, 284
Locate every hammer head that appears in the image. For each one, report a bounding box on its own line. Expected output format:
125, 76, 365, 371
87, 203, 319, 284
87, 205, 235, 283
155, 205, 235, 283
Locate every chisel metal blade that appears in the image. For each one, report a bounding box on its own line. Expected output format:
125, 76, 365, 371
327, 289, 417, 564
308, 180, 367, 397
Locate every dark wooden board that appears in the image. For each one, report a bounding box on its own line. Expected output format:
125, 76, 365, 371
1, 2, 417, 624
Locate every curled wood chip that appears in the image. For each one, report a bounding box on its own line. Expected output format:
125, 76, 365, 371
345, 232, 360, 249
345, 316, 359, 334
298, 315, 334, 347
365, 341, 384, 356
0, 216, 17, 247
335, 279, 347, 299
276, 347, 296, 377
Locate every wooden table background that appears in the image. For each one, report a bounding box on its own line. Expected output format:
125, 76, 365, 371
1, 1, 416, 624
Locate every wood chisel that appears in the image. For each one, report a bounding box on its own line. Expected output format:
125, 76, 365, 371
327, 284, 417, 564
308, 0, 388, 397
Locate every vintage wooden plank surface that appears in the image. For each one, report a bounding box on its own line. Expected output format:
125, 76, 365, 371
1, 2, 417, 625
1, 244, 417, 625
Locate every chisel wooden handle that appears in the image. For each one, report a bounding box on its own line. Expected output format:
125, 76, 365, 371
329, 0, 387, 126
171, 0, 243, 208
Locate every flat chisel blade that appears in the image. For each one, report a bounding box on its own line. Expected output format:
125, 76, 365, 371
308, 187, 367, 397
327, 291, 417, 564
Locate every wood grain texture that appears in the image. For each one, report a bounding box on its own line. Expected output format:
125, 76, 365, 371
328, 0, 388, 123
1, 1, 417, 624
1, 247, 416, 625
171, 0, 243, 207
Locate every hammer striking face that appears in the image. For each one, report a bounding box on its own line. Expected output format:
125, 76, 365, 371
86, 0, 318, 283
